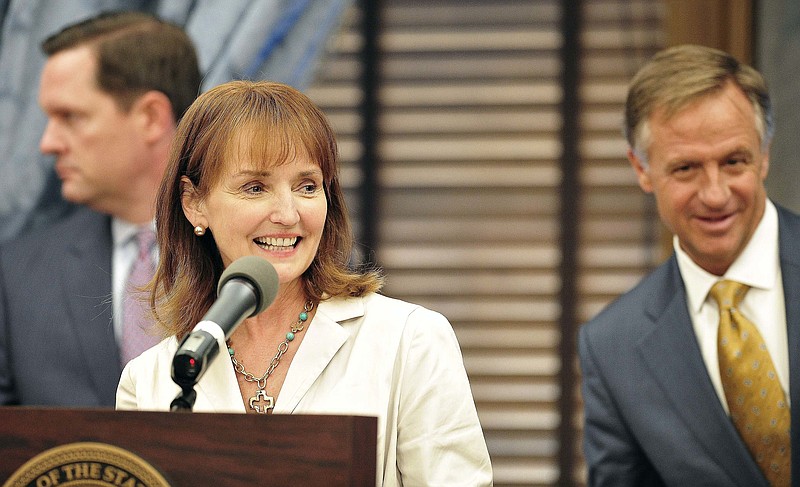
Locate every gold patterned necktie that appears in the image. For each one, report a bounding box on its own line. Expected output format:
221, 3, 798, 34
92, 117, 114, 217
711, 279, 791, 486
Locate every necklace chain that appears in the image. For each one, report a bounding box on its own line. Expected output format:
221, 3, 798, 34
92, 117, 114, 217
228, 300, 313, 413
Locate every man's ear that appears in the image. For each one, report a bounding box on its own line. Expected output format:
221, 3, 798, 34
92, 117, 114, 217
628, 148, 653, 193
131, 90, 175, 144
180, 176, 207, 229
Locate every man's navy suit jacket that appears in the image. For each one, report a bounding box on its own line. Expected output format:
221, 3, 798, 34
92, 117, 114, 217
579, 204, 800, 486
0, 206, 120, 406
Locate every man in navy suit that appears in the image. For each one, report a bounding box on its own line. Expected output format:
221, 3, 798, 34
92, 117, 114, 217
0, 12, 200, 407
579, 44, 800, 486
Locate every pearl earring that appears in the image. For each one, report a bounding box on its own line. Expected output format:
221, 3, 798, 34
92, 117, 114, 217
193, 225, 206, 236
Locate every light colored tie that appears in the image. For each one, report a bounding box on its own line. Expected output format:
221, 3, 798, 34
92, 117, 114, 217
121, 227, 160, 366
712, 279, 791, 486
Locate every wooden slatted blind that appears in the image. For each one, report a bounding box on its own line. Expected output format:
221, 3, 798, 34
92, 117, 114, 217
576, 1, 665, 485
307, 1, 665, 485
579, 1, 665, 322
377, 3, 563, 485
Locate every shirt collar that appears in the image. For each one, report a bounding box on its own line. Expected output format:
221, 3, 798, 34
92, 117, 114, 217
111, 217, 156, 249
675, 199, 778, 313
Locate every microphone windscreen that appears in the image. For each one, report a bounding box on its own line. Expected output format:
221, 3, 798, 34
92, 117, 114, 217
217, 256, 279, 315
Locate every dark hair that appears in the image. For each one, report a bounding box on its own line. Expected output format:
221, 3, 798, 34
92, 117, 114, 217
625, 44, 773, 160
154, 80, 383, 337
42, 10, 201, 121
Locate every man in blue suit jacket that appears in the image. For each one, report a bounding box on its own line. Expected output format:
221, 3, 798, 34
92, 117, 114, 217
579, 45, 800, 486
0, 12, 200, 407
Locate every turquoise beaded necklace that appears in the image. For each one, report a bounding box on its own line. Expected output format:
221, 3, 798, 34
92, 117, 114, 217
228, 300, 313, 414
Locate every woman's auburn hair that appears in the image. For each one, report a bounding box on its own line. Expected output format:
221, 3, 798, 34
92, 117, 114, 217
151, 80, 383, 338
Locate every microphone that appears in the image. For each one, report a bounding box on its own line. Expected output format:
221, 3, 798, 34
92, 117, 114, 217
171, 256, 279, 389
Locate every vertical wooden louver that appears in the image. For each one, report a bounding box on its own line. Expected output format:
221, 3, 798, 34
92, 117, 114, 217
306, 1, 665, 485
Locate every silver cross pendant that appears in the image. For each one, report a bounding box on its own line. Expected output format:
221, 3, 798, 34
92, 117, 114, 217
249, 389, 274, 414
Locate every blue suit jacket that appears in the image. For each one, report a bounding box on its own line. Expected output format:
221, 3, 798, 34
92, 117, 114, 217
0, 206, 120, 406
579, 205, 800, 486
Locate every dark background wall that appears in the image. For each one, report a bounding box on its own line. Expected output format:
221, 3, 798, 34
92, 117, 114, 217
758, 0, 800, 214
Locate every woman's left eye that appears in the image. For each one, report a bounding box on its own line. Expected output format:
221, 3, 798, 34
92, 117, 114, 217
244, 184, 264, 194
300, 183, 318, 193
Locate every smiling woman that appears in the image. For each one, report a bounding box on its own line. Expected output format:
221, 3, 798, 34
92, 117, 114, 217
115, 80, 493, 486
181, 129, 329, 285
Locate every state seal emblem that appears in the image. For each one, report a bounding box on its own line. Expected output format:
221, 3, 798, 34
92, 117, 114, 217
3, 442, 170, 487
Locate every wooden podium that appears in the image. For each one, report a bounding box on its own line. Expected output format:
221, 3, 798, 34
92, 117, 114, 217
0, 407, 377, 486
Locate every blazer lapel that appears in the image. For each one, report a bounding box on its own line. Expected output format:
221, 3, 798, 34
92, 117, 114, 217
637, 259, 767, 486
776, 206, 800, 475
61, 214, 121, 401
276, 299, 352, 413
195, 335, 247, 413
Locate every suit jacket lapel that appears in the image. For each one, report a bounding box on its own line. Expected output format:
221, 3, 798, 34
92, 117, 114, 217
776, 206, 800, 475
276, 299, 352, 413
61, 212, 121, 401
195, 335, 246, 413
638, 258, 768, 486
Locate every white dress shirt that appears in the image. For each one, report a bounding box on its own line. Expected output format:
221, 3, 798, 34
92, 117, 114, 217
117, 292, 493, 486
676, 199, 789, 411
